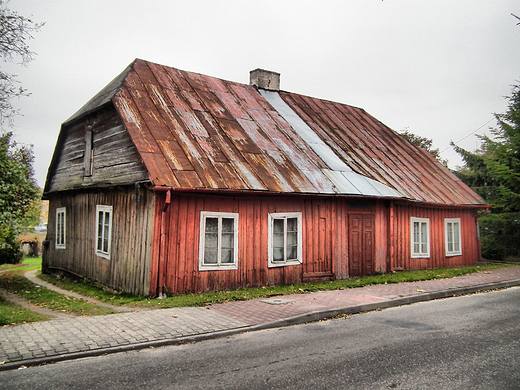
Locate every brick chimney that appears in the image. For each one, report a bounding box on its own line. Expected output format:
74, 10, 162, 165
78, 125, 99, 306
249, 68, 280, 91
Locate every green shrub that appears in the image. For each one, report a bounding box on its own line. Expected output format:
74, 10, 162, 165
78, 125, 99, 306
0, 226, 23, 265
480, 212, 520, 261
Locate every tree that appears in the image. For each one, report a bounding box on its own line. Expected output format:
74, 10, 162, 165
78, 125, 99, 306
399, 129, 448, 166
451, 145, 505, 210
453, 82, 520, 260
0, 131, 39, 263
453, 83, 520, 212
0, 2, 42, 263
0, 0, 43, 128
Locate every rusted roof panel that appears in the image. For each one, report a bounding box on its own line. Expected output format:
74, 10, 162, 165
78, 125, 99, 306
113, 88, 160, 155
260, 89, 401, 199
95, 59, 485, 206
279, 91, 486, 205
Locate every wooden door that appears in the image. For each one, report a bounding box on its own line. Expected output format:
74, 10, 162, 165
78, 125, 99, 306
349, 214, 375, 277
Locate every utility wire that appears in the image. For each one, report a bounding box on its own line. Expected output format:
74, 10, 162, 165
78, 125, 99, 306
440, 111, 504, 154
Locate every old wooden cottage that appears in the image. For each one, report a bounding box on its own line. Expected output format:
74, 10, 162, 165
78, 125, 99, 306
42, 59, 487, 296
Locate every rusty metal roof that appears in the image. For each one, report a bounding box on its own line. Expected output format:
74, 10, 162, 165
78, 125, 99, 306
68, 59, 487, 206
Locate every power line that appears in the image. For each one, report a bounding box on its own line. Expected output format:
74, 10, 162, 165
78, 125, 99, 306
440, 111, 504, 154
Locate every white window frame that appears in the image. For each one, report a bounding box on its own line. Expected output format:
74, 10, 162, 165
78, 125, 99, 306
268, 212, 303, 268
95, 205, 113, 260
56, 207, 66, 249
445, 218, 462, 256
199, 211, 239, 271
411, 217, 430, 258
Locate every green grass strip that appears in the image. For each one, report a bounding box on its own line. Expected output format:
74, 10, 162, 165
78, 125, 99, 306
0, 294, 51, 326
0, 274, 116, 317
0, 257, 42, 273
40, 263, 514, 309
37, 273, 146, 306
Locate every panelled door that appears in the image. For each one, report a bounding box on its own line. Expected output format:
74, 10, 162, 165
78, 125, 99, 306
349, 213, 375, 277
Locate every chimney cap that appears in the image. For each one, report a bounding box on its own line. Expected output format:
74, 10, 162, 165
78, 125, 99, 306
249, 68, 280, 91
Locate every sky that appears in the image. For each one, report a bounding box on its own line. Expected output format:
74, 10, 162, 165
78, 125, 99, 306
4, 0, 520, 188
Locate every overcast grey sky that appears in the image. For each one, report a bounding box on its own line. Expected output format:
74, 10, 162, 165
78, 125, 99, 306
5, 0, 520, 187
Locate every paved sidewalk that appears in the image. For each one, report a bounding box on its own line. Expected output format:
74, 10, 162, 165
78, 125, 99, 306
1, 266, 520, 371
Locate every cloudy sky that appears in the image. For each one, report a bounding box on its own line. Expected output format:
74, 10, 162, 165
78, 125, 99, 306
5, 0, 520, 188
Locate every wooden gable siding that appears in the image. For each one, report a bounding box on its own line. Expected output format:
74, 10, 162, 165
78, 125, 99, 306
47, 105, 149, 193
390, 203, 479, 271
150, 192, 390, 295
43, 186, 155, 295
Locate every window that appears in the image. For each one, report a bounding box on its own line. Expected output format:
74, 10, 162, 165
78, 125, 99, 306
84, 127, 94, 177
411, 217, 430, 258
96, 205, 112, 259
56, 207, 66, 249
199, 212, 239, 270
445, 218, 462, 256
268, 212, 302, 267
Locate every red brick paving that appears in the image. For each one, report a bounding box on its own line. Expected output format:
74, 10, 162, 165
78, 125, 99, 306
210, 266, 520, 325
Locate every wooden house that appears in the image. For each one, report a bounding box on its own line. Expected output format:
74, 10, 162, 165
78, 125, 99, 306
42, 59, 487, 296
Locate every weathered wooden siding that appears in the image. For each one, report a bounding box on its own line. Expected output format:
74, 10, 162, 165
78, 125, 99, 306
333, 201, 389, 280
391, 203, 480, 270
149, 193, 480, 295
47, 105, 149, 192
150, 193, 391, 295
43, 185, 155, 295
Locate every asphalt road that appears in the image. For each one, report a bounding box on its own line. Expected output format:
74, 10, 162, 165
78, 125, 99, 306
1, 287, 519, 390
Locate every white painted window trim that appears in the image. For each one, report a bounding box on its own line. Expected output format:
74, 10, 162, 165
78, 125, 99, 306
56, 207, 66, 249
268, 212, 303, 268
411, 217, 430, 258
445, 218, 462, 257
95, 205, 112, 260
199, 211, 239, 271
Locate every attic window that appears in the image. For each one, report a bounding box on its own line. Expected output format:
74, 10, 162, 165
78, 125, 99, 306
84, 126, 94, 177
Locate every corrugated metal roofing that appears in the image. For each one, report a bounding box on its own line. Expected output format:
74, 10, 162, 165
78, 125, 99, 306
260, 90, 402, 198
64, 59, 487, 206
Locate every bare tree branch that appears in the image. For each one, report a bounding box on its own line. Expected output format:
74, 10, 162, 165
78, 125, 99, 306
0, 0, 43, 128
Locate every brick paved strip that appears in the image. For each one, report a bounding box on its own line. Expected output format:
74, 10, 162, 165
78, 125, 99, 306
0, 307, 248, 367
209, 267, 520, 325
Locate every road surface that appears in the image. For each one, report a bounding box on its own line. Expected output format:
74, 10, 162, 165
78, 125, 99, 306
1, 287, 519, 389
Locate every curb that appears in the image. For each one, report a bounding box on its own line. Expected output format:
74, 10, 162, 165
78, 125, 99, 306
247, 279, 520, 331
2, 279, 519, 372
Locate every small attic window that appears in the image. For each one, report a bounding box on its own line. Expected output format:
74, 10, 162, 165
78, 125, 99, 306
84, 126, 94, 177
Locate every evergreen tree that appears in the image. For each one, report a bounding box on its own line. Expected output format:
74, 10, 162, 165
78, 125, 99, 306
453, 82, 520, 260
453, 83, 520, 212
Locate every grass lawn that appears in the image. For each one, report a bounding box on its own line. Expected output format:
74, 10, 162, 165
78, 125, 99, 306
0, 257, 41, 273
0, 257, 116, 326
0, 294, 51, 326
39, 263, 514, 309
